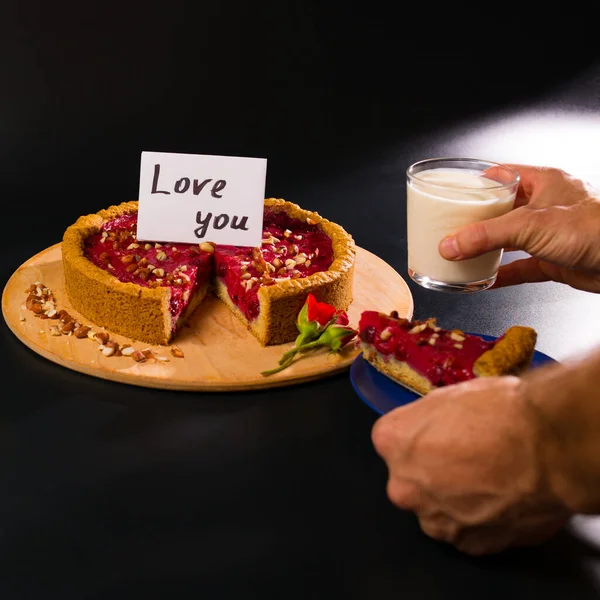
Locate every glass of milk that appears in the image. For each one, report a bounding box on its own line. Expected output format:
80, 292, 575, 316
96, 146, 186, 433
407, 157, 519, 292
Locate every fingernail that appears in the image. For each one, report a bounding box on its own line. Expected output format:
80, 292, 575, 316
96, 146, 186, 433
439, 236, 461, 259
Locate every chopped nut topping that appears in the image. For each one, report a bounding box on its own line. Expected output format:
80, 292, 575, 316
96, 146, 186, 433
428, 337, 437, 346
408, 323, 428, 334
306, 217, 317, 225
121, 346, 135, 357
171, 346, 185, 358
453, 343, 464, 350
295, 253, 307, 265
241, 272, 252, 280
155, 243, 163, 249
156, 251, 168, 261
74, 325, 91, 339
283, 229, 292, 238
304, 259, 312, 268
380, 327, 392, 341
294, 234, 303, 241
315, 248, 320, 257
125, 263, 138, 273
59, 321, 74, 334
144, 243, 152, 250
132, 350, 147, 362
450, 331, 466, 342
199, 242, 215, 253
272, 257, 282, 268
95, 331, 110, 345
102, 344, 115, 357
285, 259, 296, 269
290, 244, 299, 255
50, 325, 61, 336
127, 243, 140, 250
153, 268, 165, 278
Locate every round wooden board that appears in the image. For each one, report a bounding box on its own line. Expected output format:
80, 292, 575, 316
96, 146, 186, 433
2, 244, 414, 391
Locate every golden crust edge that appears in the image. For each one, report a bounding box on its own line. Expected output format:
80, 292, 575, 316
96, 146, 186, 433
473, 325, 537, 377
361, 343, 432, 396
62, 200, 173, 345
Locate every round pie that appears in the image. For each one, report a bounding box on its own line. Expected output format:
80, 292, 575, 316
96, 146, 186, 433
62, 199, 355, 345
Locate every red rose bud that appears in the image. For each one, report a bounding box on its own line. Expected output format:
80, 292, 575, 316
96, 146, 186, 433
295, 299, 321, 347
315, 324, 357, 352
305, 293, 337, 327
333, 311, 349, 326
261, 294, 355, 377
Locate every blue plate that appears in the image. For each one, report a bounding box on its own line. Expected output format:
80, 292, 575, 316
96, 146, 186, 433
350, 334, 557, 416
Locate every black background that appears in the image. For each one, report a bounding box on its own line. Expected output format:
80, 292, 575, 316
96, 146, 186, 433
2, 2, 600, 599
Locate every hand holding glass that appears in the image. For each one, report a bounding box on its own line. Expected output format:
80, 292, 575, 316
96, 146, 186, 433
407, 158, 519, 293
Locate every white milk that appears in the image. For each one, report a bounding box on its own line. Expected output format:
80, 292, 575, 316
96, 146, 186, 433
407, 168, 516, 284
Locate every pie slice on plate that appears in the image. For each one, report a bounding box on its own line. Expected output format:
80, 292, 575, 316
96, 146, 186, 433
62, 199, 355, 346
358, 310, 537, 395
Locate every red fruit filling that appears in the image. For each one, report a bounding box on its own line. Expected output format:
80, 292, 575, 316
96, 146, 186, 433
359, 311, 495, 387
84, 214, 212, 331
84, 209, 335, 328
213, 208, 334, 321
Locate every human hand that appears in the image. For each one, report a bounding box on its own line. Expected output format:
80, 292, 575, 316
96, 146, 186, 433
371, 376, 571, 556
438, 165, 600, 293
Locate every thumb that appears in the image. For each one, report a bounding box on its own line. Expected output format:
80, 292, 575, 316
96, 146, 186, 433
438, 207, 530, 260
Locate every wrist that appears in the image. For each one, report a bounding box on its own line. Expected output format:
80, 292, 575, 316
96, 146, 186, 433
522, 351, 600, 514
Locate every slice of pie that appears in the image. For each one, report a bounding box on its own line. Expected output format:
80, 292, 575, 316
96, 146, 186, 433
359, 310, 537, 395
62, 199, 355, 346
212, 199, 354, 345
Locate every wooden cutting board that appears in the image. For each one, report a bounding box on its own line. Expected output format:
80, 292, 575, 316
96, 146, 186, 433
2, 244, 414, 391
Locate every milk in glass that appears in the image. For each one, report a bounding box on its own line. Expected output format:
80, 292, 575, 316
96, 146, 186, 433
407, 168, 516, 284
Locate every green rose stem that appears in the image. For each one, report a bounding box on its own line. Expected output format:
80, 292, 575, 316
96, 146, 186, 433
260, 340, 325, 376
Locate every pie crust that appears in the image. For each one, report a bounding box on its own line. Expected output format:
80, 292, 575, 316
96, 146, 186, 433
62, 199, 355, 346
213, 198, 355, 345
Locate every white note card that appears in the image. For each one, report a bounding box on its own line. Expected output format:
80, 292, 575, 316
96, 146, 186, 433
137, 151, 267, 247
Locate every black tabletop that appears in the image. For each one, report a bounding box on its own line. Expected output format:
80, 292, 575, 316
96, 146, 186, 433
2, 3, 600, 598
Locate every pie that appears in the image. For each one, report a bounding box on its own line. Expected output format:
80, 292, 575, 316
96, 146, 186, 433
358, 310, 537, 395
62, 199, 355, 346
